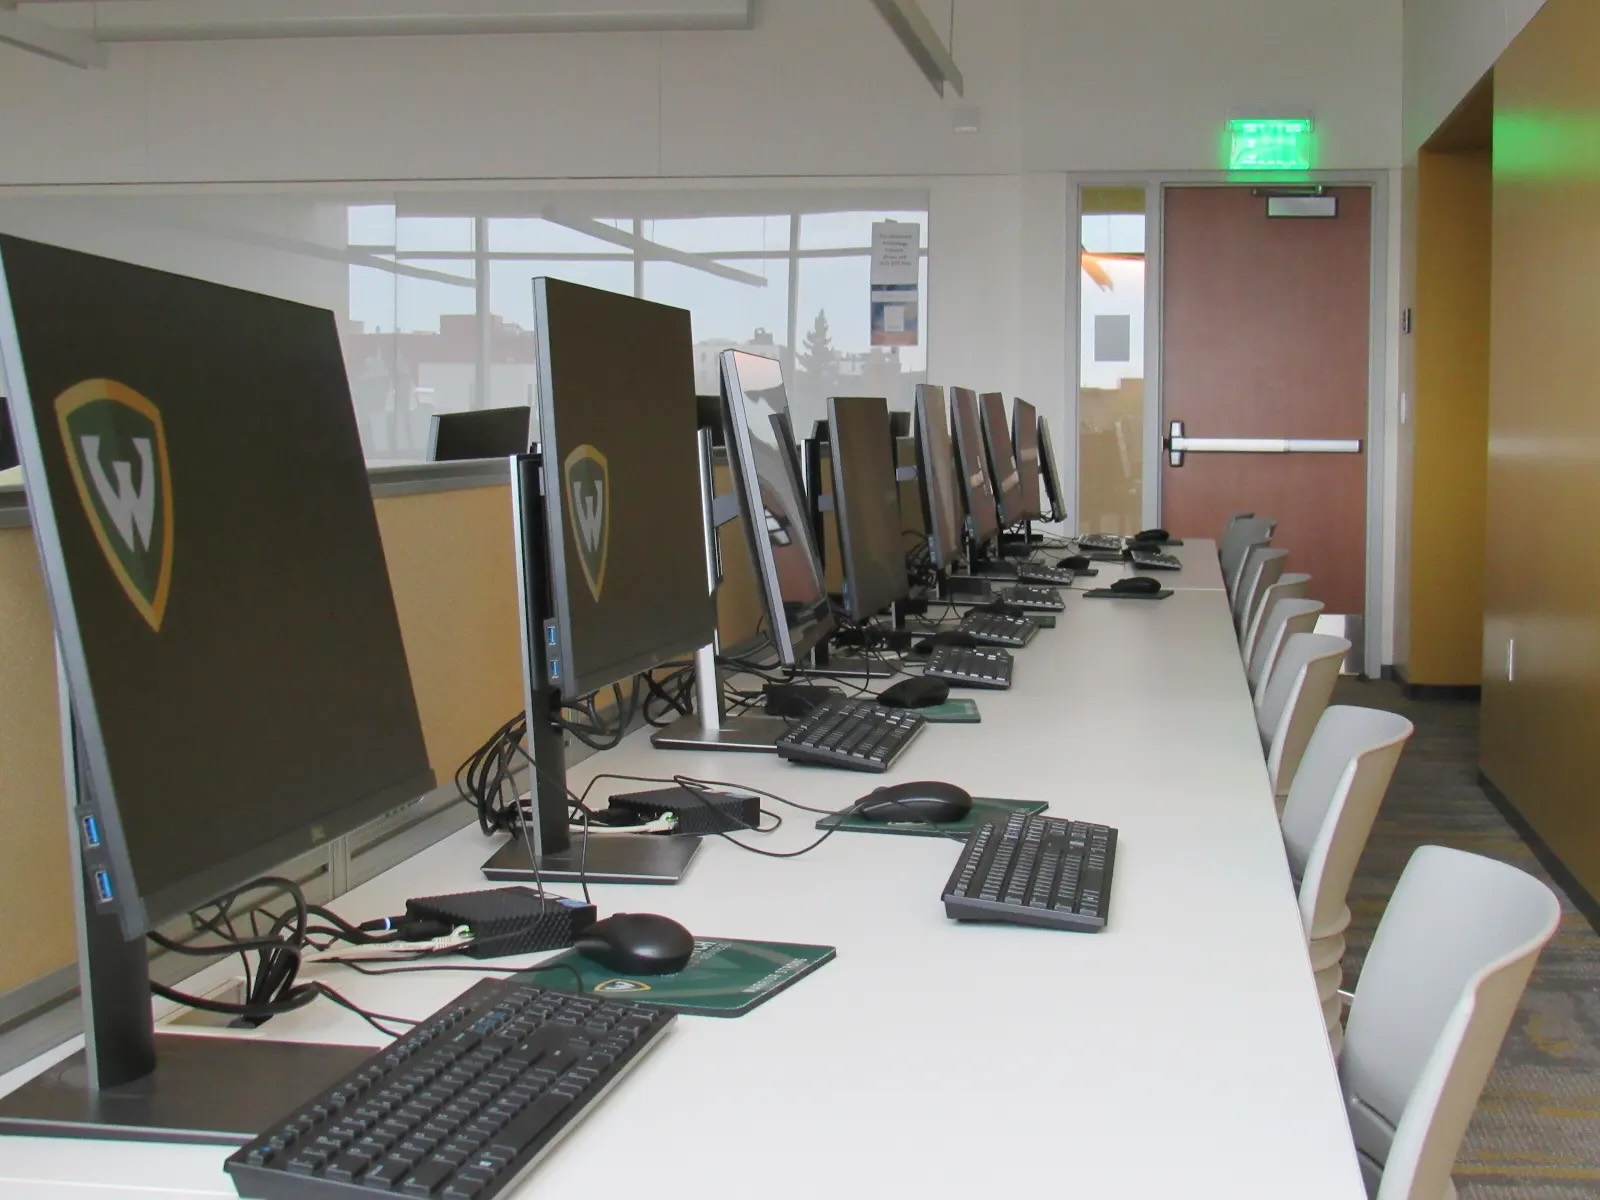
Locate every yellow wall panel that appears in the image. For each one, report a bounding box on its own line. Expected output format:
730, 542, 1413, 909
1483, 0, 1600, 895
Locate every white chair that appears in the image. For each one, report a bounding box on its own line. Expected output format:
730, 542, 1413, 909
1280, 706, 1414, 1051
1257, 632, 1348, 802
1241, 571, 1312, 660
1250, 598, 1325, 704
1220, 511, 1255, 541
1341, 846, 1560, 1200
1220, 516, 1276, 595
1232, 546, 1289, 633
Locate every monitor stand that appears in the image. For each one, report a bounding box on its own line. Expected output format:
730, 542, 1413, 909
481, 832, 702, 886
796, 650, 898, 680
651, 644, 787, 753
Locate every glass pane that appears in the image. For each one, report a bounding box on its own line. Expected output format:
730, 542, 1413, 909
395, 215, 474, 253
486, 259, 634, 415
347, 204, 397, 248
1077, 187, 1147, 536
641, 259, 790, 396
799, 210, 927, 251
641, 216, 790, 254
487, 217, 630, 254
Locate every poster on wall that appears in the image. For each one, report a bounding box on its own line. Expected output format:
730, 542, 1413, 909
870, 221, 920, 347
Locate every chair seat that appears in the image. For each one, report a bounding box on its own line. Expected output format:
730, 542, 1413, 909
1309, 902, 1352, 945
1309, 930, 1346, 973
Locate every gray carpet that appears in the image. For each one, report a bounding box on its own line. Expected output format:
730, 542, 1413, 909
1339, 679, 1600, 1198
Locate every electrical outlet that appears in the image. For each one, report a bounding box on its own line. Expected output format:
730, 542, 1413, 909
1507, 638, 1517, 682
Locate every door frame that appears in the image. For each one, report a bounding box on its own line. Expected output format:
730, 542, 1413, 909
1066, 170, 1392, 677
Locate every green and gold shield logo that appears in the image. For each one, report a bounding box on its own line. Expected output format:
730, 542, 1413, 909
55, 380, 174, 632
563, 444, 608, 602
593, 979, 651, 994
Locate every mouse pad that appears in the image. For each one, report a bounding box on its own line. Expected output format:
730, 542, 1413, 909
814, 796, 1047, 839
919, 698, 981, 723
531, 938, 835, 1018
1081, 588, 1173, 600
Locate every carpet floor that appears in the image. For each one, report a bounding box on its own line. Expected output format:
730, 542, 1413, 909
1340, 678, 1600, 1199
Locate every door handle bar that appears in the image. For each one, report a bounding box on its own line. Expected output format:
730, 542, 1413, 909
1165, 421, 1361, 467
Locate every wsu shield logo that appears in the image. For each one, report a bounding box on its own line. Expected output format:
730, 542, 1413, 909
54, 380, 174, 632
564, 444, 609, 602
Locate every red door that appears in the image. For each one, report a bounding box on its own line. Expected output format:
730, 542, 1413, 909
1161, 186, 1371, 619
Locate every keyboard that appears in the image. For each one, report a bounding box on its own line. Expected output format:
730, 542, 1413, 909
995, 584, 1064, 612
775, 696, 926, 772
942, 811, 1118, 932
924, 645, 1013, 689
1128, 549, 1181, 571
956, 610, 1038, 648
1075, 533, 1127, 553
225, 978, 674, 1200
1015, 562, 1073, 586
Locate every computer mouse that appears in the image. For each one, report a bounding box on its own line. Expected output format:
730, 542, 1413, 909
1058, 554, 1093, 571
1110, 575, 1163, 595
573, 913, 695, 975
854, 780, 974, 824
913, 630, 980, 654
1132, 528, 1170, 543
878, 676, 950, 709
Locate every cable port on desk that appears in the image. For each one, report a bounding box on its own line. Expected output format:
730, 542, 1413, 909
81, 814, 101, 847
92, 870, 114, 904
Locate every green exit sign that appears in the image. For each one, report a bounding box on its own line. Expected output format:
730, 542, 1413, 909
1228, 118, 1315, 171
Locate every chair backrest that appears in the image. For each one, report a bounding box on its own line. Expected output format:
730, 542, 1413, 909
1220, 511, 1255, 542
1219, 516, 1276, 591
1233, 546, 1289, 632
1249, 598, 1324, 704
1281, 706, 1414, 942
1342, 846, 1560, 1200
1257, 632, 1349, 796
1241, 571, 1311, 659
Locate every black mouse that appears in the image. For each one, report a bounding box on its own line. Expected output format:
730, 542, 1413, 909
573, 913, 694, 975
1058, 554, 1093, 571
878, 676, 950, 709
1110, 575, 1163, 595
853, 780, 973, 823
913, 630, 980, 654
1132, 528, 1170, 543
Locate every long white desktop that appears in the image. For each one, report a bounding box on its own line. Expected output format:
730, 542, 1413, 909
0, 539, 1362, 1199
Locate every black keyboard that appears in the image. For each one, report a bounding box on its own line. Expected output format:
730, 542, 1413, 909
226, 978, 674, 1200
924, 645, 1013, 689
956, 610, 1037, 648
1128, 549, 1181, 571
1075, 533, 1127, 553
775, 696, 926, 772
1015, 562, 1072, 586
942, 811, 1118, 932
996, 584, 1064, 612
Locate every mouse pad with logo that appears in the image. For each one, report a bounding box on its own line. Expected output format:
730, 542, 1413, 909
530, 938, 835, 1017
919, 698, 981, 723
814, 796, 1046, 839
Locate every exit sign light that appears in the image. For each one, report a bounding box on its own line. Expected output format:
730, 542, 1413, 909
1228, 118, 1315, 171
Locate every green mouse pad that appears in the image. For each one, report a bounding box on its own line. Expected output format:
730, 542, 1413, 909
919, 698, 981, 723
814, 795, 1046, 839
532, 938, 835, 1017
1082, 589, 1173, 600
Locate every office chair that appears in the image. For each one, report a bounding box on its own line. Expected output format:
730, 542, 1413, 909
1280, 705, 1414, 1052
1341, 846, 1559, 1199
1257, 632, 1349, 805
1250, 598, 1325, 706
1219, 517, 1276, 595
1241, 572, 1312, 661
1232, 546, 1289, 633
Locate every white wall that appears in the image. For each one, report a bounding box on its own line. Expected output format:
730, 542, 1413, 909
1403, 0, 1547, 156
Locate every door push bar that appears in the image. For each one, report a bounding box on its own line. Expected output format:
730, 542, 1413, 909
1165, 420, 1362, 468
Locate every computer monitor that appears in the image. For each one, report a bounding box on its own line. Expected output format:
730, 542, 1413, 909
979, 391, 1027, 528
949, 386, 1000, 552
914, 384, 964, 570
0, 396, 16, 471
1038, 415, 1067, 522
426, 404, 531, 461
0, 234, 434, 1142
720, 349, 833, 666
888, 410, 912, 439
827, 395, 908, 622
484, 279, 715, 886
1011, 398, 1043, 522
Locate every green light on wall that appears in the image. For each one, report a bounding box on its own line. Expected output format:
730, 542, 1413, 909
1228, 118, 1316, 171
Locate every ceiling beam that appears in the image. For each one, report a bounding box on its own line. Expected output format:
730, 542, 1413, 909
541, 213, 769, 287
870, 0, 962, 98
0, 8, 105, 68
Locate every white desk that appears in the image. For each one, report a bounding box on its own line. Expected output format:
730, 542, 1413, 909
0, 578, 1361, 1199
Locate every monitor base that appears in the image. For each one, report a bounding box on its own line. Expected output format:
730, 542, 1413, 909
0, 1033, 371, 1145
650, 713, 785, 753
942, 573, 996, 603
481, 832, 702, 885
799, 653, 899, 680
